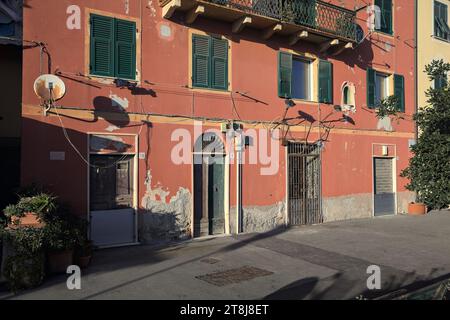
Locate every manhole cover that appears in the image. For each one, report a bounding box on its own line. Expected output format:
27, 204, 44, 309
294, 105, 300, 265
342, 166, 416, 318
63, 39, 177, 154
196, 266, 273, 287
200, 257, 221, 265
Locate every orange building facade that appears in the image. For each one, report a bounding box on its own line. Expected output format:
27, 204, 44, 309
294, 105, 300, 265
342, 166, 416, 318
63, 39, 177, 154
20, 0, 416, 247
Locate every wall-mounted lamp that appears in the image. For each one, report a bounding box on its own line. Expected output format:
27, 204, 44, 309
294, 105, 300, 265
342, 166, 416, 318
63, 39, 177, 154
285, 99, 296, 108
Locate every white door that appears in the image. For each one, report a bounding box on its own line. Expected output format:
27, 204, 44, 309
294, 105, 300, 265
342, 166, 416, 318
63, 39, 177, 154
89, 155, 136, 247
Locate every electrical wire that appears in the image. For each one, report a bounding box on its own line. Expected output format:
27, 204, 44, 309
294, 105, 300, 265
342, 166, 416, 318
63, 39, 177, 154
52, 105, 130, 169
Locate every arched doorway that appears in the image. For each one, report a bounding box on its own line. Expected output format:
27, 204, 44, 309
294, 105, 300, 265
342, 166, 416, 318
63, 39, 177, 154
193, 132, 227, 238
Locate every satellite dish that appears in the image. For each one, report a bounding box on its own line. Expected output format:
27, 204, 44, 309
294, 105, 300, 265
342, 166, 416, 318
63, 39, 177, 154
34, 74, 66, 101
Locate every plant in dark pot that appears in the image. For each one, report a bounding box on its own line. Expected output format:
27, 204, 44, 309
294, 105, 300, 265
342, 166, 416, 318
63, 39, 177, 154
44, 219, 80, 274
73, 218, 93, 269
75, 239, 93, 269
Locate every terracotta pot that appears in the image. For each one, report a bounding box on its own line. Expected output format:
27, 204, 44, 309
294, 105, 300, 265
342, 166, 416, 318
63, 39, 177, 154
47, 250, 74, 274
408, 203, 427, 216
76, 255, 92, 269
9, 213, 45, 229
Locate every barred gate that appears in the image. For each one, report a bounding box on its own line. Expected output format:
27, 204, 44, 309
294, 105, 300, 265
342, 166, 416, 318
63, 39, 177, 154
287, 142, 322, 225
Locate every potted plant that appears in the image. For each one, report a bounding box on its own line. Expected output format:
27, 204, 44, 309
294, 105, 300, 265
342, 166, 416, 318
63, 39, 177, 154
75, 239, 93, 269
401, 60, 450, 213
73, 218, 93, 268
408, 202, 427, 216
44, 219, 79, 274
3, 193, 56, 228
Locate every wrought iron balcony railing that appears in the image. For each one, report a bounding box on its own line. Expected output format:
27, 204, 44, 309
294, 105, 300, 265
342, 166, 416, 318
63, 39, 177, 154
204, 0, 357, 41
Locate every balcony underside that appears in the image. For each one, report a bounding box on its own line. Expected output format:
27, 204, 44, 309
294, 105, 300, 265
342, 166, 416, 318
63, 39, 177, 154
161, 0, 356, 55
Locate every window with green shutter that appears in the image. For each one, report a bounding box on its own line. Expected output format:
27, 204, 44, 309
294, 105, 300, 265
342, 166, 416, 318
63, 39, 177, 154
367, 68, 377, 108
434, 1, 450, 40
375, 0, 393, 34
394, 74, 405, 112
318, 60, 333, 104
90, 14, 136, 80
192, 34, 229, 91
278, 52, 292, 98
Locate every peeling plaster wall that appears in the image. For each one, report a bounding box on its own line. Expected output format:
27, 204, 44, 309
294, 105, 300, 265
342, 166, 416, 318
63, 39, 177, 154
230, 202, 286, 234
139, 170, 192, 243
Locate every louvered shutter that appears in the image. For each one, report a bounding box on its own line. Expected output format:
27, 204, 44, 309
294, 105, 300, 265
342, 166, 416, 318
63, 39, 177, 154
211, 37, 228, 90
115, 19, 136, 79
367, 68, 376, 108
318, 60, 333, 104
192, 34, 210, 88
278, 52, 292, 98
394, 74, 405, 112
90, 15, 114, 77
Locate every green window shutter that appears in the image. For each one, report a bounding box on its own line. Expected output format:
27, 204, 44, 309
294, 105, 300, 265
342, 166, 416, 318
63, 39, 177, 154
192, 34, 210, 88
394, 74, 405, 112
90, 14, 114, 77
211, 37, 228, 90
367, 68, 376, 108
278, 52, 292, 98
114, 19, 136, 80
318, 60, 333, 104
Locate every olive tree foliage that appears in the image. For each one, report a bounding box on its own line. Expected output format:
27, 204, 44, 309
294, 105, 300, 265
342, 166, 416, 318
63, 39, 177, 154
400, 60, 450, 209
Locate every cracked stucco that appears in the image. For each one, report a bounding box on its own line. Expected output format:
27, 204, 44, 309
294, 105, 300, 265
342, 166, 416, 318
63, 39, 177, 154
139, 170, 191, 243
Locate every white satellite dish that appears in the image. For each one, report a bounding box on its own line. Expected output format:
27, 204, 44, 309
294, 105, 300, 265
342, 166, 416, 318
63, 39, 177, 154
33, 74, 66, 101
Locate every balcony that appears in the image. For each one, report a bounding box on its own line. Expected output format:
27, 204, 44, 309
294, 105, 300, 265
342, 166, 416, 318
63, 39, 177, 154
160, 0, 357, 54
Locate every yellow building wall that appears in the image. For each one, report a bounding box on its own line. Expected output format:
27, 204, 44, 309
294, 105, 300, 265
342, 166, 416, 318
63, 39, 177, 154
417, 0, 450, 110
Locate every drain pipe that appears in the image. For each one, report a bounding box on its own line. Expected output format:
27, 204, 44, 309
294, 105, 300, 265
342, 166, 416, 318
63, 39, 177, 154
235, 131, 243, 234
414, 0, 418, 143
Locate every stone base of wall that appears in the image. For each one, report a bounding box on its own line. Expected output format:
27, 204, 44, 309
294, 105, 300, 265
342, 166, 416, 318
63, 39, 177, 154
230, 202, 286, 234
323, 191, 417, 222
137, 190, 416, 243
323, 193, 373, 222
397, 191, 416, 214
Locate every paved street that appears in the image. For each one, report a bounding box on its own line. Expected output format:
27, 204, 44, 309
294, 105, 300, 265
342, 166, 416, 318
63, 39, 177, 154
1, 211, 450, 300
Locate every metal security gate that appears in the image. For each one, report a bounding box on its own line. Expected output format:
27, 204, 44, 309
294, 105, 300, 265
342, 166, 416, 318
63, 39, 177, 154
288, 142, 322, 225
374, 157, 396, 216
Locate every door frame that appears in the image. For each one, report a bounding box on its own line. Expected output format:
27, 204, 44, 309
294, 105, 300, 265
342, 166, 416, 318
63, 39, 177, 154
371, 143, 398, 218
86, 132, 139, 248
191, 138, 230, 238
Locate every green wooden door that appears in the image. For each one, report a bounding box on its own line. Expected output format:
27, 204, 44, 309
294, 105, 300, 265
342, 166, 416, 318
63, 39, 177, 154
209, 156, 225, 235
